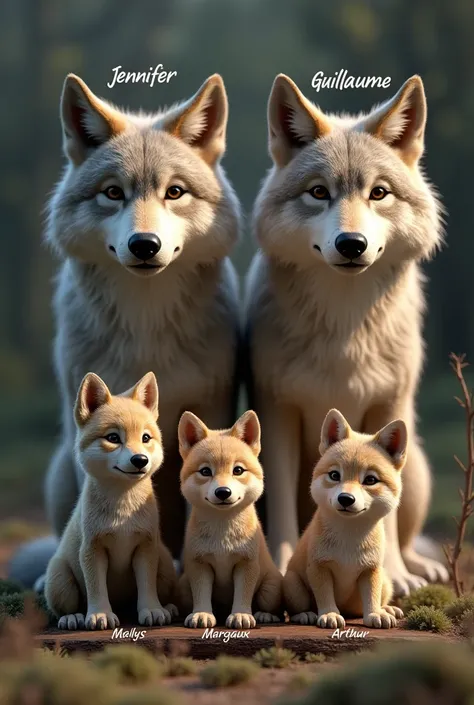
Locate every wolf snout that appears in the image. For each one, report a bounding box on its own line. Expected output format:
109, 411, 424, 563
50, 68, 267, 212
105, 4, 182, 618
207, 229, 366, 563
335, 232, 367, 260
337, 492, 356, 508
214, 486, 232, 501
130, 453, 149, 470
128, 233, 162, 261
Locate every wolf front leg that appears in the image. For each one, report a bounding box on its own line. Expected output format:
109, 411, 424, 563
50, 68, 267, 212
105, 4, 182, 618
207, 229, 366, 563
226, 559, 259, 629
307, 563, 345, 629
133, 539, 171, 626
184, 560, 216, 628
80, 542, 119, 630
359, 567, 397, 628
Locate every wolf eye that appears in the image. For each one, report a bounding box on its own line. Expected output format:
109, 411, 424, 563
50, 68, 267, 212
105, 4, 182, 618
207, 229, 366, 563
165, 185, 185, 200
308, 185, 330, 200
199, 466, 212, 477
105, 432, 121, 444
328, 470, 340, 481
369, 186, 388, 201
233, 466, 245, 476
363, 475, 379, 485
103, 185, 125, 201
142, 433, 151, 443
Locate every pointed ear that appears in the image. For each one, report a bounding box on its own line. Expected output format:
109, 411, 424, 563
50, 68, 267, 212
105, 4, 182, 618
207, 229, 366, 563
230, 410, 261, 456
164, 74, 228, 166
74, 373, 111, 427
319, 409, 351, 455
60, 74, 128, 165
130, 372, 159, 417
374, 419, 408, 470
360, 76, 427, 167
178, 411, 209, 459
268, 74, 332, 167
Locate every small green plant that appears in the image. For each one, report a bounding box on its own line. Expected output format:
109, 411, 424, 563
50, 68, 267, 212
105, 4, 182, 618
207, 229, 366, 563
304, 652, 326, 663
0, 593, 28, 619
200, 655, 260, 687
0, 579, 23, 597
253, 645, 297, 668
159, 656, 197, 677
92, 644, 163, 685
401, 584, 455, 613
405, 605, 452, 633
444, 594, 474, 624
459, 610, 474, 638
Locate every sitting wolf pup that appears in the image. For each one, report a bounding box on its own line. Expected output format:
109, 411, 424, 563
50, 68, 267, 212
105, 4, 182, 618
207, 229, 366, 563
284, 409, 405, 629
177, 410, 282, 629
45, 372, 177, 630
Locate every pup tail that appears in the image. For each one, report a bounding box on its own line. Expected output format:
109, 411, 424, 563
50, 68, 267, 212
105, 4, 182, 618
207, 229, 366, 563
413, 534, 446, 563
7, 535, 58, 590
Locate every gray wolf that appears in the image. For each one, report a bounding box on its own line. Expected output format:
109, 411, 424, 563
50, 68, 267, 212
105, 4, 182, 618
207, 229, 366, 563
244, 73, 449, 595
45, 372, 177, 630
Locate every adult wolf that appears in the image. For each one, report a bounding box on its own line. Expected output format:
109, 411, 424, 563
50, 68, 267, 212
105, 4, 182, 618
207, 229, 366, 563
245, 74, 449, 595
12, 73, 241, 587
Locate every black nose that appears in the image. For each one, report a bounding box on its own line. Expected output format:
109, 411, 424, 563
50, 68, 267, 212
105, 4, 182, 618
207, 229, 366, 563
338, 493, 356, 508
128, 233, 161, 261
335, 232, 368, 260
130, 454, 149, 470
214, 486, 232, 501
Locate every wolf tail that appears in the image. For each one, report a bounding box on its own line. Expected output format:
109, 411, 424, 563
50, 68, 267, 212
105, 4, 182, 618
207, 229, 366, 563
7, 536, 58, 590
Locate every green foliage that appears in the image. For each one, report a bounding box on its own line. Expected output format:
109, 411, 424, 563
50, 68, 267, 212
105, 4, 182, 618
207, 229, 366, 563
304, 652, 326, 663
91, 644, 163, 685
0, 579, 23, 596
253, 646, 297, 668
405, 606, 452, 633
158, 656, 197, 677
401, 584, 456, 613
0, 590, 55, 625
444, 595, 474, 624
200, 656, 260, 688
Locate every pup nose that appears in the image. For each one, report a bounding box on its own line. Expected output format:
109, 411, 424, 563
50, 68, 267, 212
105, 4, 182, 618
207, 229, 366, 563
128, 233, 161, 261
130, 454, 149, 470
335, 232, 368, 260
214, 486, 232, 501
338, 493, 356, 508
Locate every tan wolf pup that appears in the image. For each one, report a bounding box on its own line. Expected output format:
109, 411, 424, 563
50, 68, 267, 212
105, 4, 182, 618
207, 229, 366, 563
284, 409, 405, 629
45, 372, 177, 630
177, 410, 282, 629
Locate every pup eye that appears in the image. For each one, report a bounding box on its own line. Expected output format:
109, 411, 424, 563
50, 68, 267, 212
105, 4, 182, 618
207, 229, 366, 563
369, 186, 389, 201
199, 466, 212, 477
233, 466, 245, 476
142, 433, 151, 443
363, 475, 379, 485
308, 185, 331, 200
165, 185, 185, 200
103, 185, 125, 201
328, 470, 341, 481
105, 432, 121, 444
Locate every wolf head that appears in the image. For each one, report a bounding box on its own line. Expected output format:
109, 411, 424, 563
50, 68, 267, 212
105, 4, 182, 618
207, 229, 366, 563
178, 410, 263, 512
46, 74, 240, 276
254, 75, 442, 275
74, 371, 163, 482
311, 409, 406, 521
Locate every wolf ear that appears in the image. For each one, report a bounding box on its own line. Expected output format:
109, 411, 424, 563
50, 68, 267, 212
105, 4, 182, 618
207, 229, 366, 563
320, 409, 351, 454
360, 76, 427, 167
178, 411, 209, 459
75, 373, 111, 427
268, 74, 332, 167
374, 419, 408, 470
230, 410, 261, 456
60, 74, 128, 165
163, 74, 228, 166
129, 372, 159, 417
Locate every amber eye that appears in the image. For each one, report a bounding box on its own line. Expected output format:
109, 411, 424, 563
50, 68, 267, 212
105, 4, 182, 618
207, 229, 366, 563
363, 475, 379, 486
328, 470, 341, 482
369, 186, 389, 201
233, 466, 245, 476
103, 185, 125, 200
105, 432, 121, 444
308, 185, 331, 200
165, 185, 185, 200
199, 466, 212, 477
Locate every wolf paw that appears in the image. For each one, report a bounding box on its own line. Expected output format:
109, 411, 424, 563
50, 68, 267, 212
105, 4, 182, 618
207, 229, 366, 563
317, 612, 345, 629
388, 569, 428, 597
226, 612, 256, 629
85, 610, 120, 630
382, 604, 404, 619
164, 603, 179, 620
364, 609, 397, 629
254, 611, 280, 624
138, 606, 171, 626
184, 611, 216, 628
290, 611, 318, 626
58, 613, 85, 631
402, 552, 450, 584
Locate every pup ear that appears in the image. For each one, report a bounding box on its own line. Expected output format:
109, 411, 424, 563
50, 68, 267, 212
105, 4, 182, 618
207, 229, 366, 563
130, 372, 159, 417
60, 74, 128, 165
74, 373, 111, 427
163, 74, 228, 166
319, 409, 351, 454
268, 74, 332, 167
230, 410, 261, 456
374, 419, 408, 470
178, 411, 209, 459
359, 75, 427, 167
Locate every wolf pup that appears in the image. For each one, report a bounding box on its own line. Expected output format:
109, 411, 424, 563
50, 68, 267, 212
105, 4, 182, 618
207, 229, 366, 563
45, 372, 177, 630
284, 409, 405, 629
245, 73, 449, 593
177, 410, 282, 628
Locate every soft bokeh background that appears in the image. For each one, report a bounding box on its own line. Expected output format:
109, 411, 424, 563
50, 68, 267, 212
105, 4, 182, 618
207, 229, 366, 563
0, 0, 472, 542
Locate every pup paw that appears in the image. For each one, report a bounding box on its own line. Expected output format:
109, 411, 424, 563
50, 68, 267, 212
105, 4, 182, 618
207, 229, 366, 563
290, 611, 318, 626
402, 552, 450, 584
57, 613, 85, 631
382, 604, 404, 619
254, 611, 280, 624
164, 603, 179, 620
138, 606, 171, 626
317, 612, 345, 629
85, 610, 119, 630
364, 609, 397, 629
226, 612, 256, 629
184, 611, 216, 628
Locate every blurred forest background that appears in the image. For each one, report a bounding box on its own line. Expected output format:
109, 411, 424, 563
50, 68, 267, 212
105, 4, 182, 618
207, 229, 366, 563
0, 0, 472, 540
